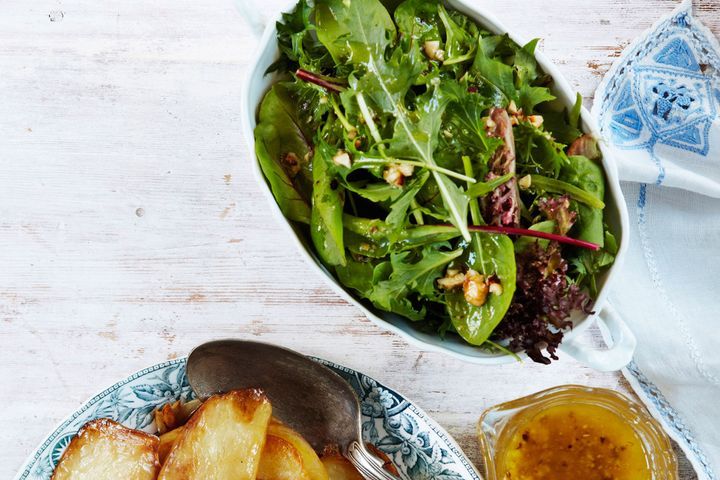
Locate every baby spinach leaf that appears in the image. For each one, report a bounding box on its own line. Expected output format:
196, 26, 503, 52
335, 257, 376, 293
446, 233, 516, 345
315, 0, 396, 65
311, 141, 346, 266
561, 155, 605, 246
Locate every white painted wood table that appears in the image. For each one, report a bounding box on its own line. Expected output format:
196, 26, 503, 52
2, 0, 717, 477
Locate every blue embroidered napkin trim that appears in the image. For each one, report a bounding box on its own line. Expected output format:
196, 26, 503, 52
595, 1, 720, 185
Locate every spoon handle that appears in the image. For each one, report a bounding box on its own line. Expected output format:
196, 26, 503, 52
346, 441, 402, 480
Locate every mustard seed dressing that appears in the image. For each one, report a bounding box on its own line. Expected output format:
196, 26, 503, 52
497, 403, 650, 480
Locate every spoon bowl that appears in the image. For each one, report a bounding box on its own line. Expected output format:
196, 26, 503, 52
187, 339, 399, 479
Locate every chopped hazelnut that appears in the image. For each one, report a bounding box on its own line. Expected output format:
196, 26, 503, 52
463, 269, 489, 307
332, 150, 352, 168
438, 268, 466, 290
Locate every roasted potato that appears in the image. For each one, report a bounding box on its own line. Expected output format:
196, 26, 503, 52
267, 422, 329, 480
154, 399, 202, 434
51, 418, 159, 480
158, 388, 272, 480
321, 454, 363, 480
157, 426, 184, 464
257, 434, 310, 480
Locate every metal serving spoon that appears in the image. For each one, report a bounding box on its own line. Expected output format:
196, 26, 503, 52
186, 339, 400, 480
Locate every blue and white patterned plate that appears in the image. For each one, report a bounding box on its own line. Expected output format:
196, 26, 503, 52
15, 358, 482, 480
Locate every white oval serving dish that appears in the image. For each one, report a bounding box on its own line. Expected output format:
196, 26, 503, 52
241, 0, 633, 370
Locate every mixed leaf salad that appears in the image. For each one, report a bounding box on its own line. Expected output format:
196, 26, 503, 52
254, 0, 618, 363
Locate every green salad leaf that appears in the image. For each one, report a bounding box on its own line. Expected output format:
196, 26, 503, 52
446, 233, 516, 344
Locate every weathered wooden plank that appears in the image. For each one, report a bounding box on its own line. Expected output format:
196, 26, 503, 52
1, 0, 712, 477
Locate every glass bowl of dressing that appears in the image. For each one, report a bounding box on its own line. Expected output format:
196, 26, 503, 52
477, 385, 678, 480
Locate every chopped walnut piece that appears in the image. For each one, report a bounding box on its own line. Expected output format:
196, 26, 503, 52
383, 163, 414, 187
281, 152, 301, 177
488, 275, 503, 296
438, 268, 466, 290
332, 150, 352, 168
463, 269, 489, 307
527, 115, 544, 128
423, 40, 445, 61
518, 174, 532, 190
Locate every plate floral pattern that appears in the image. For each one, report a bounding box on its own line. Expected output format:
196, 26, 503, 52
15, 358, 482, 480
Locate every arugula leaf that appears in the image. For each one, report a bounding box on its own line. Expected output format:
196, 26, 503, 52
541, 93, 584, 144
394, 0, 441, 44
369, 244, 463, 319
311, 141, 346, 266
385, 85, 471, 239
471, 35, 517, 103
386, 170, 429, 232
514, 39, 540, 85
518, 84, 556, 113
441, 81, 503, 161
437, 3, 475, 62
315, 0, 396, 65
270, 0, 334, 73
522, 174, 605, 209
446, 233, 516, 345
515, 121, 569, 178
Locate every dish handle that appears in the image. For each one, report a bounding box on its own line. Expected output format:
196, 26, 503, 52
558, 303, 636, 372
232, 0, 269, 37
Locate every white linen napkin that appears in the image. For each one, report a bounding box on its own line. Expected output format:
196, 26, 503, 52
592, 2, 720, 478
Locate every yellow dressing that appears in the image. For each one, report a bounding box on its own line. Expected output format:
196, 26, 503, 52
497, 403, 650, 480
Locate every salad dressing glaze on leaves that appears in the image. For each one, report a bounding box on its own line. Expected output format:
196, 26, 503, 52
255, 0, 617, 363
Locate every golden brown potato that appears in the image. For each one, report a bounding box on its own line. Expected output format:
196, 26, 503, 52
51, 418, 159, 480
267, 423, 329, 480
158, 389, 272, 480
257, 435, 310, 480
154, 399, 202, 434
321, 454, 363, 480
157, 426, 184, 464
